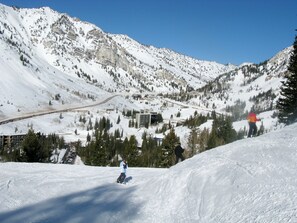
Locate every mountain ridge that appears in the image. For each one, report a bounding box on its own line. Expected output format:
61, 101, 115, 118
0, 3, 292, 125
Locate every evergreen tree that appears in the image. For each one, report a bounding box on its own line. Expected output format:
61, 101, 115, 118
57, 135, 65, 149
88, 118, 93, 130
103, 132, 114, 162
207, 113, 236, 150
198, 128, 209, 153
21, 130, 45, 162
94, 118, 99, 130
277, 32, 297, 125
147, 136, 160, 167
138, 132, 162, 167
207, 129, 221, 150
140, 132, 153, 167
161, 128, 179, 167
114, 137, 124, 163
126, 135, 139, 166
86, 132, 91, 142
117, 115, 121, 124
84, 141, 96, 165
220, 116, 237, 144
94, 130, 108, 166
122, 137, 130, 159
114, 129, 121, 138
187, 128, 199, 156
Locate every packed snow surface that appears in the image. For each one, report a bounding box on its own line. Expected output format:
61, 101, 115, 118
1, 123, 297, 223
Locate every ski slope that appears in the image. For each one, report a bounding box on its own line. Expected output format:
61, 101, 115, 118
1, 123, 297, 223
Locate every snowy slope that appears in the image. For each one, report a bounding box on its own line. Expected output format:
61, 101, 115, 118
190, 46, 292, 114
1, 123, 297, 223
0, 2, 292, 137
0, 5, 113, 119
0, 3, 237, 121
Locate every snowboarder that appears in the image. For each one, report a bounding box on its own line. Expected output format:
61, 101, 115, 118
247, 111, 261, 137
174, 143, 185, 164
117, 159, 128, 183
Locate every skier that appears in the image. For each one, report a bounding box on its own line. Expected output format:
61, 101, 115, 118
116, 159, 128, 184
247, 111, 261, 137
174, 143, 185, 164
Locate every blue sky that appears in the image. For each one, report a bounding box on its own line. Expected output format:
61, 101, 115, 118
0, 0, 296, 65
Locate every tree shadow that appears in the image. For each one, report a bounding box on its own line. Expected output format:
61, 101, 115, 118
0, 183, 142, 223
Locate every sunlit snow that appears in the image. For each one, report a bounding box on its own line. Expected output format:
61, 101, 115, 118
1, 123, 297, 223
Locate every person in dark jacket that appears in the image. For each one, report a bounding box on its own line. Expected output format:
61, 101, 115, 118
174, 143, 185, 164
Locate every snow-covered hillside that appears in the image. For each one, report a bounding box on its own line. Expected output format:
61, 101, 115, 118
0, 2, 293, 161
0, 3, 237, 120
191, 46, 292, 114
0, 2, 293, 134
1, 123, 297, 223
1, 3, 296, 222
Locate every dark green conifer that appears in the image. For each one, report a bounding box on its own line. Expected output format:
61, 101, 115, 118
277, 32, 297, 125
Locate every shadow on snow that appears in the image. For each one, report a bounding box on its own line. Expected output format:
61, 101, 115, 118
0, 182, 141, 223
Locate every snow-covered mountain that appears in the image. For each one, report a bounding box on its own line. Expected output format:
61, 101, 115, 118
0, 3, 236, 119
0, 3, 293, 139
1, 122, 297, 223
191, 46, 292, 114
1, 5, 296, 221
